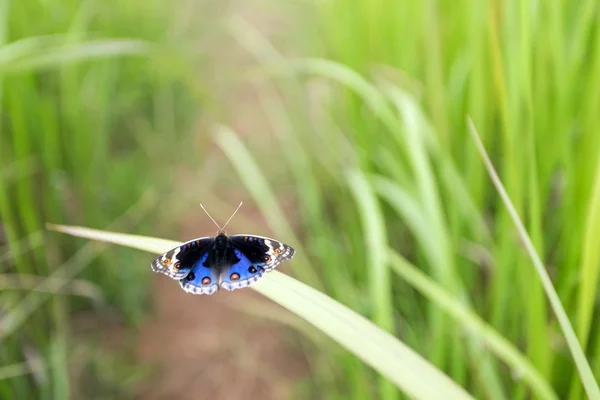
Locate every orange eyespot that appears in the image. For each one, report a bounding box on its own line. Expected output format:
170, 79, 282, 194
264, 255, 272, 262
230, 273, 240, 281
173, 262, 181, 270
201, 277, 211, 285
161, 258, 171, 266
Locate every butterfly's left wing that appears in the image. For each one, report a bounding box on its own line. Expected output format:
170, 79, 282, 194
219, 235, 295, 292
150, 237, 214, 280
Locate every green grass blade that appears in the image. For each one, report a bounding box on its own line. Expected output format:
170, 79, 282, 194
467, 118, 600, 399
347, 171, 394, 334
576, 155, 600, 349
347, 170, 396, 400
0, 35, 77, 67
0, 273, 104, 303
291, 58, 400, 134
213, 125, 321, 288
49, 335, 68, 400
388, 250, 559, 400
212, 126, 294, 240
5, 39, 150, 72
48, 224, 475, 400
0, 362, 46, 381
47, 224, 176, 254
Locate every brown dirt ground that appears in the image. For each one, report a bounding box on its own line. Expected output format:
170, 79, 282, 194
136, 278, 307, 400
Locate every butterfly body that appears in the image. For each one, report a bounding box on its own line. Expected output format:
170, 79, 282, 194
151, 232, 294, 295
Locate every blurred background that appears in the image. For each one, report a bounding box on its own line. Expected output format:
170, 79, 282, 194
1, 0, 600, 399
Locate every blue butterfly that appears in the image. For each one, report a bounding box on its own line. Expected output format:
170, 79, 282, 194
150, 203, 295, 294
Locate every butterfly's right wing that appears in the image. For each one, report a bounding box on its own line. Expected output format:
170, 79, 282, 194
229, 234, 295, 271
150, 237, 214, 280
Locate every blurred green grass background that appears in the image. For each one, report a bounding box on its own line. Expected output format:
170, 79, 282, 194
1, 0, 600, 398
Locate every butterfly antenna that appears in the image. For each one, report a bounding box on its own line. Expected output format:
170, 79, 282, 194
199, 204, 222, 231
221, 202, 243, 232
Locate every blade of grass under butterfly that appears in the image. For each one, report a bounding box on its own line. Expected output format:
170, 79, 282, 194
48, 224, 475, 400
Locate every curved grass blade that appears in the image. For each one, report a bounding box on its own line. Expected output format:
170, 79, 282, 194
0, 362, 46, 381
576, 154, 600, 350
347, 170, 396, 400
213, 125, 322, 289
388, 250, 558, 400
467, 119, 600, 399
0, 273, 104, 304
48, 223, 474, 400
0, 39, 151, 73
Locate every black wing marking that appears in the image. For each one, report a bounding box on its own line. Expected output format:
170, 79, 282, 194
150, 237, 215, 280
229, 234, 295, 271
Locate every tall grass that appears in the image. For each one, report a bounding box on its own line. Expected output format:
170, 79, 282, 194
0, 0, 204, 397
218, 0, 600, 397
3, 0, 600, 398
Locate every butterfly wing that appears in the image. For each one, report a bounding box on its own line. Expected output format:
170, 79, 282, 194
220, 235, 294, 292
152, 234, 294, 294
218, 248, 266, 291
150, 237, 214, 280
229, 235, 295, 271
179, 251, 220, 295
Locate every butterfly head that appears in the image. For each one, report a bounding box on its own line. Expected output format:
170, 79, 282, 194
214, 232, 229, 249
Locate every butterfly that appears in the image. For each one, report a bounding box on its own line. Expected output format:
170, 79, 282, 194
150, 203, 295, 294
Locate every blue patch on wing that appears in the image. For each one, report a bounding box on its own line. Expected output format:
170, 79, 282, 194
179, 252, 220, 295
219, 249, 266, 291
